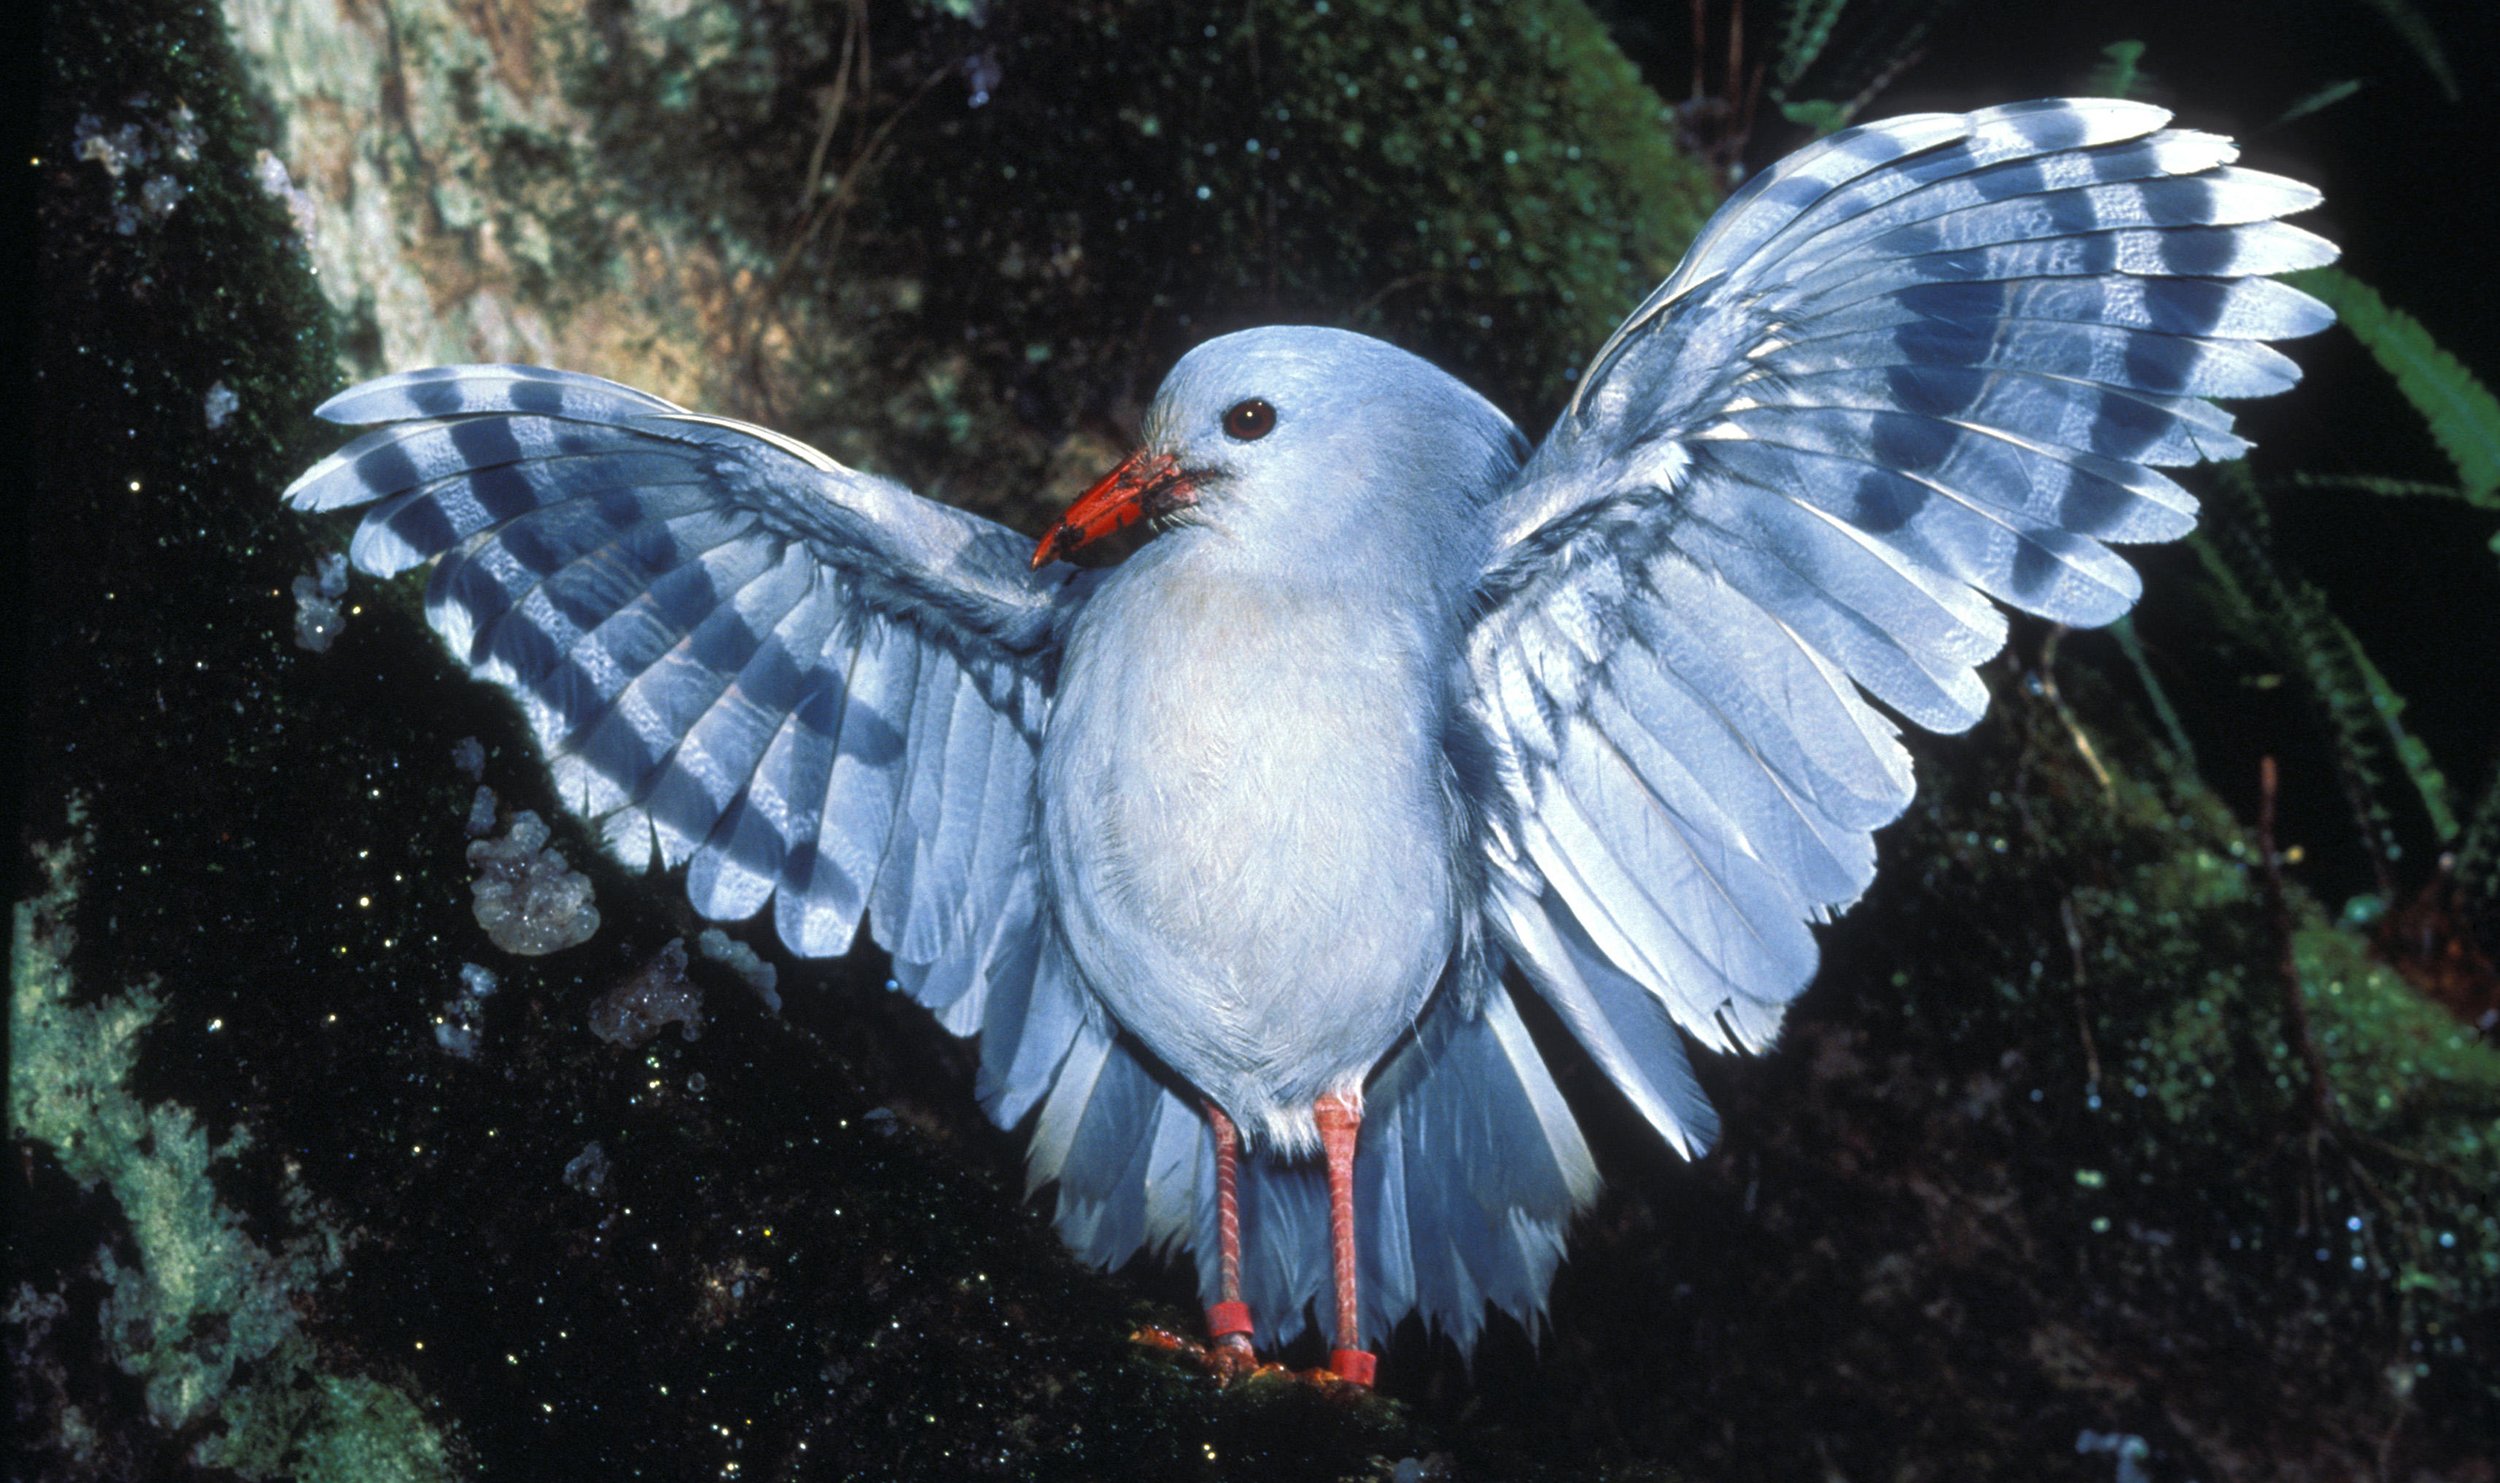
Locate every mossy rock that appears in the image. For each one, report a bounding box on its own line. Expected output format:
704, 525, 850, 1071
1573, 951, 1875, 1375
21, 0, 2496, 1479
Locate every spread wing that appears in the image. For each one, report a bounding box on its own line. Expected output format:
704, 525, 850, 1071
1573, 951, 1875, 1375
287, 366, 1084, 1119
1464, 99, 2335, 1152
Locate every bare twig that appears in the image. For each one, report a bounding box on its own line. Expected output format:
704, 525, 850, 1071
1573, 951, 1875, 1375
2060, 894, 2103, 1093
1688, 0, 1707, 101
736, 52, 953, 403
2036, 626, 2115, 795
796, 1, 865, 215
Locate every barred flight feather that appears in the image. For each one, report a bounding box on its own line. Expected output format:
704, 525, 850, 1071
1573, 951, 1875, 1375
1471, 97, 2331, 1153
284, 367, 1076, 1145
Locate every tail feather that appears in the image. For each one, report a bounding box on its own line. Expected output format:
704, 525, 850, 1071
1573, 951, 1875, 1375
1361, 984, 1597, 1351
1013, 962, 1604, 1356
977, 932, 1090, 1129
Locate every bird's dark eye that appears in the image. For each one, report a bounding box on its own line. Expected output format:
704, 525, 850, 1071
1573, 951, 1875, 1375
1222, 398, 1277, 441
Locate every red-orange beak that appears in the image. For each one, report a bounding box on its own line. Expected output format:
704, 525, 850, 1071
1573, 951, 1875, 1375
1031, 450, 1196, 569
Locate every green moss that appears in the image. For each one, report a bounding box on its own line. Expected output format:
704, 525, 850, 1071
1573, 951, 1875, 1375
2084, 769, 2500, 1299
1881, 662, 2499, 1438
11, 822, 461, 1480
229, 1373, 460, 1483
15, 829, 279, 1443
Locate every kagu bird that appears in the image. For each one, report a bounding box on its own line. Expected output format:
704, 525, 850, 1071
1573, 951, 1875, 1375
287, 100, 2333, 1385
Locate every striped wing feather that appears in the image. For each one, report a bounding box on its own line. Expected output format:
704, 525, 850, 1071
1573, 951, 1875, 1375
285, 365, 1078, 1130
1470, 98, 2333, 1154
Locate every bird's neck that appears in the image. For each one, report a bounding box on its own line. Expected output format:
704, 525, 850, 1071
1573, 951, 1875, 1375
1157, 492, 1488, 633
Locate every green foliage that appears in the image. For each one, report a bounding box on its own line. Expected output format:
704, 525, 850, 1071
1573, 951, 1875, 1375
2107, 616, 2196, 767
2459, 772, 2500, 919
2349, 0, 2461, 101
2180, 263, 2500, 926
2086, 39, 2147, 101
1761, 0, 1956, 132
10, 825, 460, 1481
2270, 77, 2366, 129
2194, 465, 2459, 855
596, 0, 1720, 517
26, 2, 473, 1471
1626, 666, 2500, 1476
1776, 97, 1853, 136
29, 0, 2498, 1471
1799, 0, 1958, 111
1772, 0, 1849, 88
2037, 742, 2500, 1295
2283, 472, 2478, 502
2293, 267, 2500, 506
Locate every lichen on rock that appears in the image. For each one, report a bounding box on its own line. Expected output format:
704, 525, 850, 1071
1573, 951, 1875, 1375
289, 548, 348, 652
698, 925, 781, 1014
466, 809, 600, 956
587, 937, 704, 1047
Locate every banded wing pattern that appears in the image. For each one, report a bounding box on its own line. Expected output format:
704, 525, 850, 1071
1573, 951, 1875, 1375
1468, 99, 2334, 1153
285, 366, 1083, 1120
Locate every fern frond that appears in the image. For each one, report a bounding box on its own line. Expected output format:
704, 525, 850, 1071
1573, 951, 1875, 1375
2086, 40, 2147, 102
1778, 99, 1853, 136
2292, 268, 2500, 505
2195, 466, 2459, 881
2457, 762, 2500, 920
1774, 0, 1851, 90
2349, 0, 2461, 102
2108, 616, 2196, 770
2269, 78, 2365, 130
2280, 473, 2475, 502
2330, 615, 2460, 843
1810, 0, 1960, 113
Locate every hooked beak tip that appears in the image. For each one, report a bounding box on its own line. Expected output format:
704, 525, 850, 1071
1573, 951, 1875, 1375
1034, 449, 1192, 569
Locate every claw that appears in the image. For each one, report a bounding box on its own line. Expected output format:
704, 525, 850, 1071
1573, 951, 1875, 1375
1208, 1333, 1259, 1383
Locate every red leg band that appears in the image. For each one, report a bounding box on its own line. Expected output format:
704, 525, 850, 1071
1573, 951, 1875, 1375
1328, 1348, 1377, 1386
1205, 1301, 1254, 1341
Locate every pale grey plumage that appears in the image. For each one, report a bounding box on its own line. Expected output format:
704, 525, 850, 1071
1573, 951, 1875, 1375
285, 99, 2332, 1358
1040, 328, 1520, 1155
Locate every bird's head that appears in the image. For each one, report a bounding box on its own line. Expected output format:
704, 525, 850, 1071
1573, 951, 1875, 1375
1032, 326, 1524, 570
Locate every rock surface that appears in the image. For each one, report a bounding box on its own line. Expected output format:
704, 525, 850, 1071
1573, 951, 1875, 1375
18, 1, 2497, 1480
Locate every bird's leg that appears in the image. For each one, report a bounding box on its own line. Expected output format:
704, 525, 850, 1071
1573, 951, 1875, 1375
1203, 1102, 1258, 1378
1314, 1090, 1375, 1387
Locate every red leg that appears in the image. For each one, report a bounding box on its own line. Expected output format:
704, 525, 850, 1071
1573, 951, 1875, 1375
1203, 1103, 1257, 1375
1314, 1091, 1375, 1387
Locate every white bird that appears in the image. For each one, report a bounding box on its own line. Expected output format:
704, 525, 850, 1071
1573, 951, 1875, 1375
287, 100, 2333, 1386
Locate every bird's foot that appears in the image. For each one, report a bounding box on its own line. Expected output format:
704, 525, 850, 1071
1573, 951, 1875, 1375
1262, 1354, 1377, 1391
1129, 1326, 1272, 1385
1207, 1333, 1261, 1383
1130, 1320, 1376, 1390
